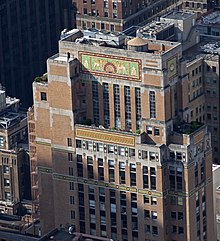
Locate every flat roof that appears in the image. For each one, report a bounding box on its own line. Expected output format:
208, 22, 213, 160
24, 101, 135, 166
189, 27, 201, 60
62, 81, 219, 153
0, 231, 38, 241
162, 11, 194, 20
201, 11, 220, 25
200, 41, 220, 54
0, 111, 26, 129
138, 21, 174, 35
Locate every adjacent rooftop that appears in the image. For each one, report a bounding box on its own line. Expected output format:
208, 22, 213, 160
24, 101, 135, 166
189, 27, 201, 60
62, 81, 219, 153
162, 11, 194, 20
200, 11, 220, 25
60, 28, 180, 54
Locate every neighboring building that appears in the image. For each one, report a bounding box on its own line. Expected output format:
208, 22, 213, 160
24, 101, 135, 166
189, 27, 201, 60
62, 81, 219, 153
213, 164, 220, 241
29, 28, 214, 240
136, 10, 220, 163
197, 11, 220, 38
0, 90, 31, 215
40, 229, 112, 241
0, 227, 112, 241
216, 186, 220, 241
0, 0, 75, 107
72, 0, 182, 32
182, 0, 219, 13
137, 11, 199, 51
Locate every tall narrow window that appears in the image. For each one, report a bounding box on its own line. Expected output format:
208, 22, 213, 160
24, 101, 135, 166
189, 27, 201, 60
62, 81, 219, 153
143, 166, 148, 189
124, 86, 131, 129
92, 81, 99, 125
67, 138, 72, 147
150, 167, 156, 190
135, 88, 141, 129
87, 156, 94, 179
103, 83, 110, 127
114, 84, 120, 128
149, 91, 156, 118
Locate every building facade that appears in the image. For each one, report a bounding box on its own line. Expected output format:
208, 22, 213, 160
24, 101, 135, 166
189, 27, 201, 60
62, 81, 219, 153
0, 91, 31, 215
29, 29, 214, 241
73, 0, 182, 32
182, 0, 219, 13
0, 0, 75, 107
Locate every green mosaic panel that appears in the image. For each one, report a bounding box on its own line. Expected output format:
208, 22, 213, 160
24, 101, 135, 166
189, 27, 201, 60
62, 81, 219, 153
81, 53, 140, 79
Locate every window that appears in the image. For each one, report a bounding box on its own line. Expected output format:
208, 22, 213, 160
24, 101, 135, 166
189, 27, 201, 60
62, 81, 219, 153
98, 165, 104, 181
70, 196, 74, 204
145, 224, 150, 233
152, 211, 157, 219
135, 88, 141, 129
130, 163, 136, 172
178, 197, 183, 206
149, 91, 156, 118
70, 210, 75, 220
151, 197, 157, 205
130, 172, 136, 186
67, 138, 72, 147
124, 86, 131, 129
69, 182, 74, 190
5, 192, 11, 200
92, 81, 99, 125
76, 139, 82, 148
147, 126, 152, 134
4, 179, 10, 187
101, 23, 105, 29
144, 195, 150, 204
150, 167, 156, 190
77, 157, 83, 177
172, 225, 177, 233
0, 136, 4, 147
114, 84, 120, 128
179, 227, 184, 234
68, 153, 73, 162
103, 83, 110, 127
178, 212, 183, 220
104, 0, 108, 8
3, 166, 9, 174
87, 157, 94, 179
154, 127, 160, 135
170, 196, 176, 205
143, 166, 148, 189
69, 167, 74, 176
40, 92, 47, 101
144, 210, 150, 219
152, 226, 158, 235
171, 211, 176, 219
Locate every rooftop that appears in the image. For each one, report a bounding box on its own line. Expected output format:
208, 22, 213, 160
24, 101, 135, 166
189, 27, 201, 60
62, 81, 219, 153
200, 11, 220, 25
60, 28, 180, 54
213, 164, 220, 172
173, 121, 204, 135
162, 11, 194, 20
137, 21, 174, 36
200, 41, 220, 54
0, 111, 26, 129
40, 229, 112, 241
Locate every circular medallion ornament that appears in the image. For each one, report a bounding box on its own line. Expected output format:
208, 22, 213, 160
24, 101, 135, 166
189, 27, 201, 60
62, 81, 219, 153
169, 63, 175, 72
104, 62, 117, 74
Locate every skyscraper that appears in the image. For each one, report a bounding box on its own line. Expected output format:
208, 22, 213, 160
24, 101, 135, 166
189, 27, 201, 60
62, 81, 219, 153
29, 28, 214, 240
0, 0, 75, 107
